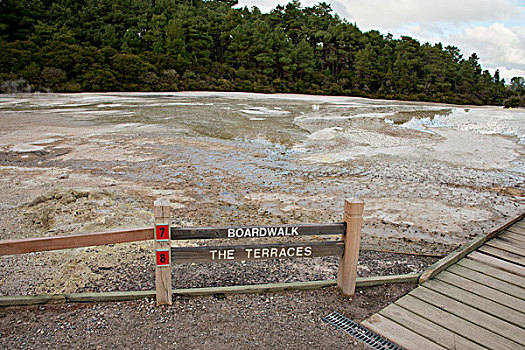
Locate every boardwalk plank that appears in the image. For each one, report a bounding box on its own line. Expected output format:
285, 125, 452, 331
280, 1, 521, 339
511, 224, 525, 234
409, 286, 525, 345
379, 303, 487, 350
447, 264, 525, 299
500, 231, 525, 244
434, 271, 525, 311
458, 257, 525, 287
495, 234, 525, 248
422, 279, 525, 328
468, 251, 525, 277
487, 239, 525, 257
396, 295, 522, 350
362, 314, 446, 350
511, 222, 525, 230
478, 245, 525, 266
357, 219, 525, 350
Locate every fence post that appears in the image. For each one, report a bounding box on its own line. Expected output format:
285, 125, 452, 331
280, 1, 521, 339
337, 198, 364, 297
154, 198, 172, 306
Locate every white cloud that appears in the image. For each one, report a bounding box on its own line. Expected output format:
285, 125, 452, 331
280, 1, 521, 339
451, 24, 525, 69
236, 0, 280, 12
489, 67, 525, 82
405, 23, 525, 80
336, 0, 520, 31
237, 0, 522, 27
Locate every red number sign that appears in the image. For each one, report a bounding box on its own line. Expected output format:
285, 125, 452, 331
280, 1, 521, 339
156, 250, 170, 267
155, 224, 169, 241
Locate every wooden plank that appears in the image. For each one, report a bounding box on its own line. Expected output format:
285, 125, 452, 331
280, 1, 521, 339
434, 270, 525, 311
509, 221, 525, 234
508, 226, 525, 235
337, 198, 364, 297
410, 286, 525, 345
419, 234, 487, 284
171, 241, 344, 264
513, 226, 525, 235
447, 264, 525, 299
356, 273, 420, 287
478, 245, 525, 266
154, 198, 172, 306
418, 213, 525, 284
487, 239, 525, 257
171, 280, 338, 296
66, 290, 155, 302
500, 231, 525, 244
0, 274, 420, 306
362, 314, 446, 350
379, 303, 487, 350
469, 251, 525, 277
0, 227, 154, 256
485, 213, 525, 240
397, 295, 521, 350
0, 294, 67, 306
171, 223, 345, 240
422, 280, 525, 328
457, 257, 525, 287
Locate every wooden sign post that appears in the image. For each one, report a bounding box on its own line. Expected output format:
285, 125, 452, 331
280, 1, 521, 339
153, 197, 363, 303
154, 198, 172, 306
337, 198, 364, 297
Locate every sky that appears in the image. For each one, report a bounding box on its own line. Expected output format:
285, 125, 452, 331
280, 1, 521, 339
236, 0, 525, 83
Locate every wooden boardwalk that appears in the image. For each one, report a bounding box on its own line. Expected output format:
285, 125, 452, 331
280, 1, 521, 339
362, 219, 525, 350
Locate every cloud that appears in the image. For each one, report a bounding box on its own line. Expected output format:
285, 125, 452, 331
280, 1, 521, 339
451, 24, 525, 69
330, 0, 352, 20
335, 0, 520, 31
236, 0, 280, 12
236, 0, 523, 35
488, 67, 525, 82
402, 23, 525, 80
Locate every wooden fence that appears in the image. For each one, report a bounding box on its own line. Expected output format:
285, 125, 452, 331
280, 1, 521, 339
0, 198, 364, 306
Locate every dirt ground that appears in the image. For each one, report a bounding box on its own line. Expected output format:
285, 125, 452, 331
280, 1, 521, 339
0, 93, 523, 348
0, 284, 415, 350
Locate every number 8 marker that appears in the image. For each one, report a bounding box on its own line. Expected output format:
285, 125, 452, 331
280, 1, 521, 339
156, 249, 170, 267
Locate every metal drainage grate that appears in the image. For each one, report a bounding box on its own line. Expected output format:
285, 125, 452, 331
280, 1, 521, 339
322, 312, 405, 350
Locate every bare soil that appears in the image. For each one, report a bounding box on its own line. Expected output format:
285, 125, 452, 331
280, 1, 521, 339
0, 92, 523, 349
0, 284, 415, 350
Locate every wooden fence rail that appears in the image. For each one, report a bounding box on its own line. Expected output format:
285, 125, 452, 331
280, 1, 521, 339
0, 198, 365, 306
0, 227, 154, 256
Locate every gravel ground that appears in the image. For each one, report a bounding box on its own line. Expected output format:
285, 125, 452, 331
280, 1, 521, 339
0, 246, 435, 349
1, 92, 522, 349
76, 250, 436, 293
0, 241, 437, 295
0, 283, 416, 349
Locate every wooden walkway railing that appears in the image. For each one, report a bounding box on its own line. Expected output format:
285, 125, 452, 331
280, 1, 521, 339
0, 198, 365, 306
362, 215, 525, 350
0, 227, 154, 256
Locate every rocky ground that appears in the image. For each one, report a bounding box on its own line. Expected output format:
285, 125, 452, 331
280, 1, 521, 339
0, 93, 523, 348
0, 284, 416, 350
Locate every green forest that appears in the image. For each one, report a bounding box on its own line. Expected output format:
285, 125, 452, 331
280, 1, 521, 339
1, 0, 524, 106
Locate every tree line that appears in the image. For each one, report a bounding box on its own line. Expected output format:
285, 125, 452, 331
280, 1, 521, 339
1, 0, 523, 106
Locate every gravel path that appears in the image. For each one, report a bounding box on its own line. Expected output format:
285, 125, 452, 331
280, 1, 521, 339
0, 283, 416, 349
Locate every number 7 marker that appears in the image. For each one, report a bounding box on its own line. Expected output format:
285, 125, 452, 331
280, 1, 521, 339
155, 223, 170, 241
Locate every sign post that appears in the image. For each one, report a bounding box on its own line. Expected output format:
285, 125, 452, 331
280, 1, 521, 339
154, 198, 172, 306
152, 196, 363, 302
337, 198, 364, 297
